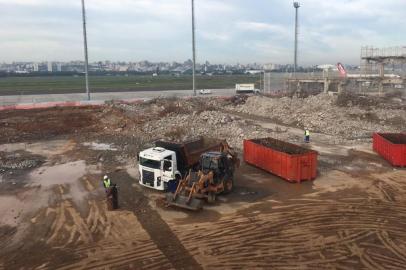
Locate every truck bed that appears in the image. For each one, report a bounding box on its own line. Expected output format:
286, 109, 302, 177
156, 137, 227, 172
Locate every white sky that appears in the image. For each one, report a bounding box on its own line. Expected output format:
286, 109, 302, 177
0, 0, 405, 65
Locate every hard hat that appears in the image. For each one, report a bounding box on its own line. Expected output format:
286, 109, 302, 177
103, 175, 108, 180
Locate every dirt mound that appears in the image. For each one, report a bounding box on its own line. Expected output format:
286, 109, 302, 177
335, 92, 406, 110
231, 94, 406, 141
251, 138, 310, 155
380, 133, 406, 144
0, 106, 102, 143
142, 110, 294, 150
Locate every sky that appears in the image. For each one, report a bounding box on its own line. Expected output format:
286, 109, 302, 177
0, 0, 405, 65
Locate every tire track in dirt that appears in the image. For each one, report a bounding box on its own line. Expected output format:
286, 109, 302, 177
33, 170, 406, 269
46, 200, 94, 247
170, 197, 406, 269
2, 195, 176, 269
113, 169, 203, 270
0, 226, 17, 253
373, 180, 397, 202
34, 170, 201, 269
362, 172, 406, 203
55, 239, 173, 270
376, 231, 406, 262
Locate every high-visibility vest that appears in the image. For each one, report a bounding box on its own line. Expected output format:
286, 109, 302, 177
103, 178, 111, 188
305, 130, 310, 136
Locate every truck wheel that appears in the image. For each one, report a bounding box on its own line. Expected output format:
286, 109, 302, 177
223, 179, 234, 194
207, 192, 216, 203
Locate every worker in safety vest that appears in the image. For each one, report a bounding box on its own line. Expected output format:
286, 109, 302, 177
305, 129, 310, 143
103, 175, 119, 210
103, 175, 111, 189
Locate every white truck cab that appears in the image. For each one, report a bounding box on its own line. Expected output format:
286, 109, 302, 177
138, 147, 180, 191
138, 137, 228, 191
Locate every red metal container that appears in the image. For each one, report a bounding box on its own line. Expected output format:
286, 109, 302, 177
244, 138, 318, 183
373, 133, 406, 167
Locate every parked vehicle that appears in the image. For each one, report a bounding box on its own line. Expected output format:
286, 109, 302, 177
166, 151, 239, 210
199, 89, 212, 95
138, 137, 235, 191
236, 83, 260, 94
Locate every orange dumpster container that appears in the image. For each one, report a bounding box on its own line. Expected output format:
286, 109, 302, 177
373, 133, 406, 167
244, 138, 318, 183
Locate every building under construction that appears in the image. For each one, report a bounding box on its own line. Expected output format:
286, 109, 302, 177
361, 46, 406, 77
285, 46, 406, 95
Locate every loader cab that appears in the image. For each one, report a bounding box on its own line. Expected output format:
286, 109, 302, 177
201, 152, 232, 184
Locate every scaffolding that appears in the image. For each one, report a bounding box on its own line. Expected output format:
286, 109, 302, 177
360, 46, 406, 77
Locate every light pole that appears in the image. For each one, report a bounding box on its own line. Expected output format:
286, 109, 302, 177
293, 2, 300, 77
191, 0, 197, 96
260, 71, 263, 93
81, 0, 90, 100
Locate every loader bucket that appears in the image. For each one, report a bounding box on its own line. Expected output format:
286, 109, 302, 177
165, 193, 204, 211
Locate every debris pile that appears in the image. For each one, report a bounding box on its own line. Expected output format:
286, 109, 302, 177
231, 94, 406, 140
0, 152, 42, 172
142, 110, 293, 149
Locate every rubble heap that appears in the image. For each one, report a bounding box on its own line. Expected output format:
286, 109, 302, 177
231, 94, 406, 139
0, 152, 42, 172
142, 110, 295, 149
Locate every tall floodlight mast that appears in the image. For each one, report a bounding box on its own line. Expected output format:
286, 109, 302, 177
81, 0, 90, 100
293, 2, 300, 77
191, 0, 197, 96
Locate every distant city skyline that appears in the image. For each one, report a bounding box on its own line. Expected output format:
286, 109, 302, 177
0, 59, 288, 67
0, 60, 295, 74
1, 60, 366, 77
0, 0, 405, 65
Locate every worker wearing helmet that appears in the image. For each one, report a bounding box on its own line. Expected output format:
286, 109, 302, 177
103, 174, 119, 210
103, 175, 111, 189
305, 129, 310, 143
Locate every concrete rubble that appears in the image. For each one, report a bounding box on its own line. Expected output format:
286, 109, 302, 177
230, 94, 406, 141
111, 93, 406, 148
142, 110, 295, 149
0, 153, 42, 172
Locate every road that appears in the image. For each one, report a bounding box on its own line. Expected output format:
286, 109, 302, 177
0, 88, 235, 106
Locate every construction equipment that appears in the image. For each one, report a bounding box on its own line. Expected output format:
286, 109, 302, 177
138, 137, 236, 191
166, 150, 239, 211
236, 83, 260, 94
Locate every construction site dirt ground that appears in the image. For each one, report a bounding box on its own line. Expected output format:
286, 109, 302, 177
0, 95, 405, 269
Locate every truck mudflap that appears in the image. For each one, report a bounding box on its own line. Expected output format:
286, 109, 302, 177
165, 193, 204, 211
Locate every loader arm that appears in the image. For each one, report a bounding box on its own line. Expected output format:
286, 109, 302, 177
220, 142, 240, 168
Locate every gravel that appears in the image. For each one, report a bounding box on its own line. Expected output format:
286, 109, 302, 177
113, 94, 405, 149
230, 94, 406, 140
142, 110, 296, 150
